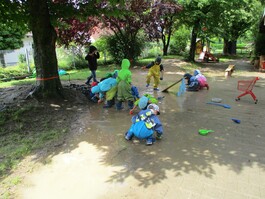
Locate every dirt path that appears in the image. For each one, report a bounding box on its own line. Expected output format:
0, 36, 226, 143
2, 58, 265, 199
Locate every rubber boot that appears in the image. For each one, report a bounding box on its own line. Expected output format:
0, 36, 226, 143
125, 131, 133, 141
104, 99, 115, 108
85, 76, 92, 85
128, 100, 134, 109
146, 137, 154, 145
116, 101, 123, 110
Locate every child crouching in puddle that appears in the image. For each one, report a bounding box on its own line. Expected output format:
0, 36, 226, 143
125, 104, 163, 145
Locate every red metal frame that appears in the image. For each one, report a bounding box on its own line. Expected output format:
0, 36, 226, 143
235, 77, 259, 104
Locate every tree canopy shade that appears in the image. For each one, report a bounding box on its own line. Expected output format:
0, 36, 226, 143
148, 1, 183, 56
0, 0, 114, 99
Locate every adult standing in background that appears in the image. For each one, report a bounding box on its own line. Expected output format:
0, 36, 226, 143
85, 45, 100, 85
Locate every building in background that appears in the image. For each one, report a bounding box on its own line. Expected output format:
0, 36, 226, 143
2, 32, 33, 67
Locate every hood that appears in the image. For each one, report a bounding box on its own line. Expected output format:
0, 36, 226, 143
184, 73, 192, 79
112, 70, 119, 78
101, 77, 117, 87
138, 96, 149, 109
121, 59, 130, 69
193, 69, 201, 76
89, 45, 97, 53
147, 103, 160, 115
155, 56, 161, 64
91, 85, 101, 94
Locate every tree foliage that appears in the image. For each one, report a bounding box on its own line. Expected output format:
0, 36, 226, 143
56, 17, 100, 47
97, 0, 183, 60
170, 25, 190, 55
0, 1, 28, 67
179, 0, 262, 60
216, 0, 262, 55
0, 23, 27, 50
147, 0, 183, 55
0, 23, 27, 67
0, 0, 114, 99
1, 0, 264, 99
178, 0, 220, 61
98, 0, 152, 61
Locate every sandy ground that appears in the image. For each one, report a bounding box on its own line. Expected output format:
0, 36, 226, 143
3, 58, 265, 199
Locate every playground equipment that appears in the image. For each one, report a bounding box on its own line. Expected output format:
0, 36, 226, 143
199, 51, 219, 62
225, 65, 235, 77
197, 38, 219, 63
235, 77, 259, 104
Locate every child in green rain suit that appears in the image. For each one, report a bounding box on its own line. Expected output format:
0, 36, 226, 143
116, 59, 134, 110
129, 94, 158, 114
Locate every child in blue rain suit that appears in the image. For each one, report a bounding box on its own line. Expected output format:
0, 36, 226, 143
125, 104, 163, 145
184, 73, 200, 91
101, 70, 119, 108
91, 77, 117, 105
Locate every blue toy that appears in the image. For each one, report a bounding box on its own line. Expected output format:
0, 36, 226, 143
206, 102, 231, 109
231, 118, 241, 124
177, 78, 186, 96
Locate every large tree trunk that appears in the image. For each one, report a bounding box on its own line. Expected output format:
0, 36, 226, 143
223, 38, 229, 55
188, 25, 198, 62
259, 16, 265, 33
161, 17, 173, 56
162, 35, 167, 56
28, 0, 63, 99
162, 33, 168, 56
162, 26, 172, 56
223, 39, 237, 55
229, 40, 237, 55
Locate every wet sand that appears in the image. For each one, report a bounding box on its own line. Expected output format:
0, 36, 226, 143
16, 59, 265, 199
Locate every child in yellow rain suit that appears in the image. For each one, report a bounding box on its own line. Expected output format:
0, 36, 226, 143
142, 56, 164, 91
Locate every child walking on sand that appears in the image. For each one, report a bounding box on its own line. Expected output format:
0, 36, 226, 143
142, 56, 164, 91
85, 45, 100, 84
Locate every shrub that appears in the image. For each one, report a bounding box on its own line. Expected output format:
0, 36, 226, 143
170, 26, 190, 55
18, 54, 26, 63
140, 42, 163, 58
57, 46, 87, 70
105, 33, 145, 63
